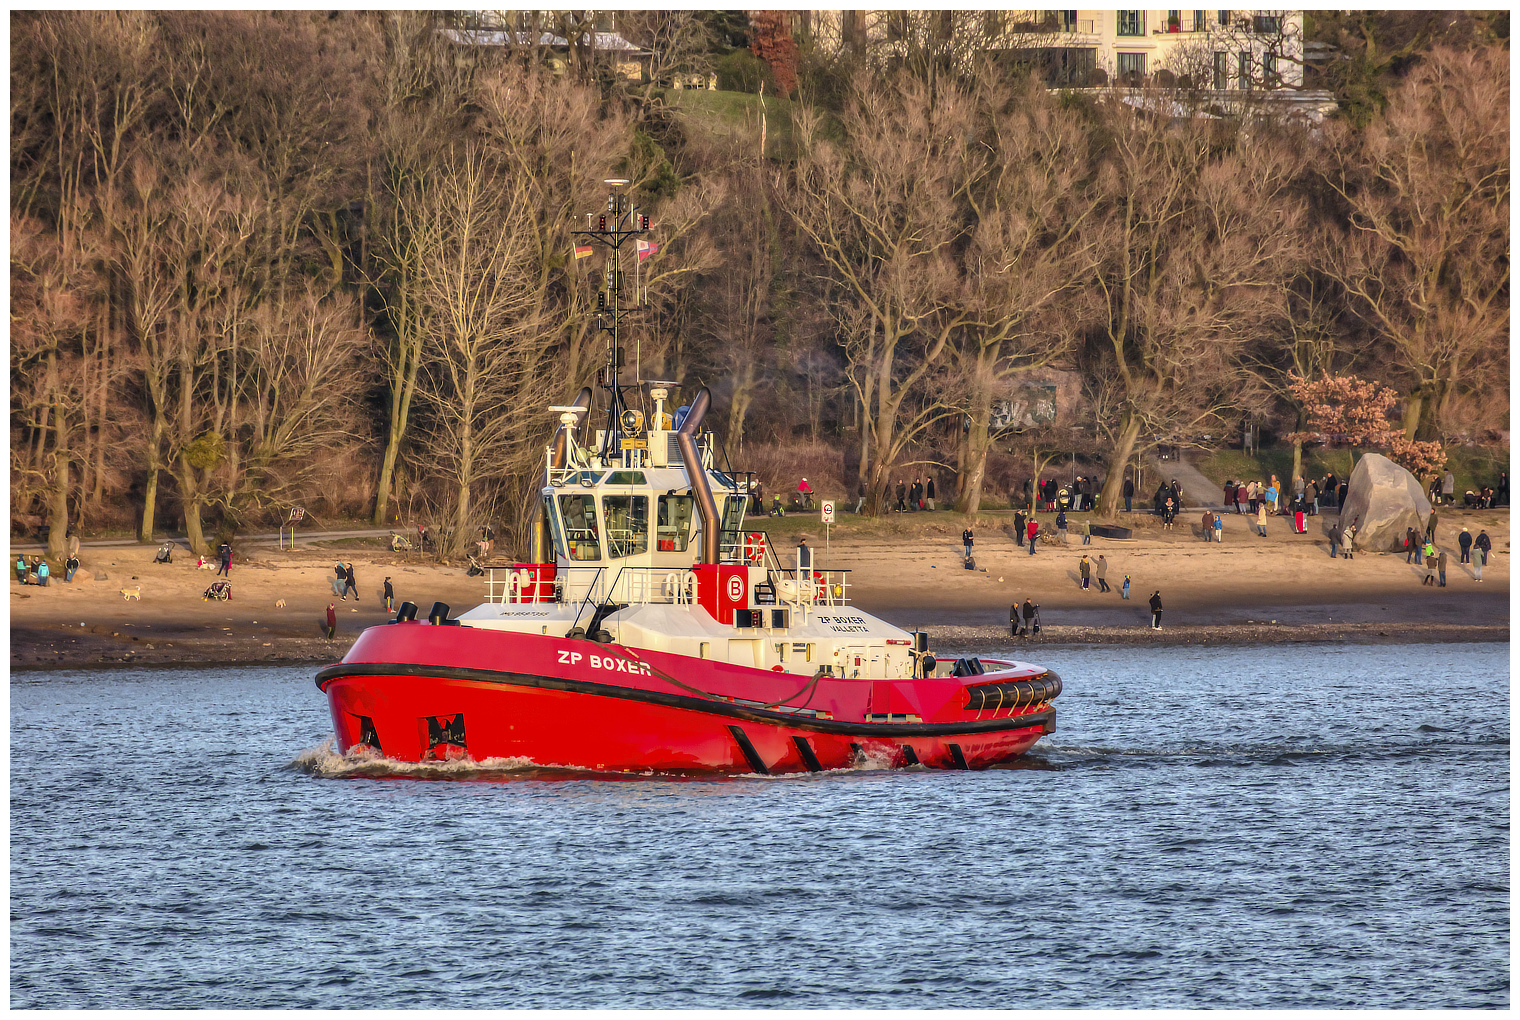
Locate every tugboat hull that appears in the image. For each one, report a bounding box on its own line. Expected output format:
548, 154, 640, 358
316, 625, 1056, 774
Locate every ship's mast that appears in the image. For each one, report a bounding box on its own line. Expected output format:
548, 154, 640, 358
572, 179, 653, 465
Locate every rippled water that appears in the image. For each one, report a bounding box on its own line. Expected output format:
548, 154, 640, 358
11, 643, 1508, 1008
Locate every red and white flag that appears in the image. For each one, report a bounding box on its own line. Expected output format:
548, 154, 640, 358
636, 239, 659, 262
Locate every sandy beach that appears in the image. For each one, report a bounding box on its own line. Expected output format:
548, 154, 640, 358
10, 506, 1507, 670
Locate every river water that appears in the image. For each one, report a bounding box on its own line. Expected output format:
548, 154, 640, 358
11, 643, 1508, 1008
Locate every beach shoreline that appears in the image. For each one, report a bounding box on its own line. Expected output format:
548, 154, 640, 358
11, 506, 1508, 670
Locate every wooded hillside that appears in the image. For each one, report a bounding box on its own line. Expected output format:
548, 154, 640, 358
10, 11, 1509, 560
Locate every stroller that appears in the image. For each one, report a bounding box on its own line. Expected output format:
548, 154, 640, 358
154, 541, 175, 564
202, 579, 232, 601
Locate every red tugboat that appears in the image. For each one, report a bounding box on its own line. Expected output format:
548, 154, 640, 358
316, 182, 1060, 774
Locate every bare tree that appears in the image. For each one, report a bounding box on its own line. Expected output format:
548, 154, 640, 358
948, 76, 1099, 513
406, 144, 557, 557
1081, 98, 1306, 520
786, 72, 983, 515
1321, 45, 1509, 440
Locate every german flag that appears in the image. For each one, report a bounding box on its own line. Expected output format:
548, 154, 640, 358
573, 245, 593, 259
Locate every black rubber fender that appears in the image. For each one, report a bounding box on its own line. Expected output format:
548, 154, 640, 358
963, 671, 1063, 711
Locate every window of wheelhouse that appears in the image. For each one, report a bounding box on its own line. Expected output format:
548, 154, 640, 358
657, 495, 695, 552
557, 493, 601, 561
601, 494, 649, 558
719, 494, 748, 560
545, 494, 568, 560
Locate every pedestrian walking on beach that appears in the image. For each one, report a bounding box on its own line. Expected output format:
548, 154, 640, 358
1096, 554, 1111, 593
1213, 513, 1224, 543
1426, 509, 1438, 542
1021, 599, 1038, 638
1121, 574, 1131, 599
1421, 542, 1437, 584
1341, 518, 1358, 559
1082, 518, 1092, 545
384, 576, 395, 612
332, 561, 347, 598
1458, 527, 1472, 563
895, 480, 907, 513
1027, 519, 1038, 556
925, 476, 936, 511
1123, 475, 1135, 512
343, 563, 359, 601
325, 603, 337, 639
1405, 527, 1418, 563
1256, 501, 1268, 537
1474, 530, 1490, 580
1009, 602, 1021, 638
36, 559, 49, 586
1056, 509, 1068, 544
1148, 590, 1163, 629
217, 542, 232, 576
1014, 509, 1027, 547
854, 480, 865, 515
962, 527, 974, 562
1435, 549, 1447, 587
1079, 555, 1091, 591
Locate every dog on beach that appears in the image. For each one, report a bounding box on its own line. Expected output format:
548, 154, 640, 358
120, 586, 141, 601
275, 598, 287, 608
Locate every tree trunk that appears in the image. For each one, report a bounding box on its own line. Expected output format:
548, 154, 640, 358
955, 413, 992, 514
140, 466, 160, 542
1097, 412, 1144, 520
1402, 391, 1424, 441
48, 446, 70, 564
452, 479, 472, 560
372, 311, 424, 526
183, 496, 207, 556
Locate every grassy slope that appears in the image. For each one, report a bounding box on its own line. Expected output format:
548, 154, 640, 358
665, 88, 797, 158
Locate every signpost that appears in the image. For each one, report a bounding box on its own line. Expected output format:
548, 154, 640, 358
821, 500, 835, 547
279, 507, 305, 550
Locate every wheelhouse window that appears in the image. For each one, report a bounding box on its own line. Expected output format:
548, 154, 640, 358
657, 495, 695, 552
1116, 10, 1144, 36
601, 494, 649, 558
545, 495, 568, 560
557, 493, 601, 561
719, 494, 749, 561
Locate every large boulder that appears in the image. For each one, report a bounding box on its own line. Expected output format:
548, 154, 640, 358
1330, 453, 1432, 552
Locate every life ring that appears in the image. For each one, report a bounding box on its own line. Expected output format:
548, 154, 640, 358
745, 531, 767, 565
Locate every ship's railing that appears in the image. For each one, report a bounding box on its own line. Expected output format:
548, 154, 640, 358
545, 430, 714, 482
762, 567, 852, 608
485, 564, 702, 608
483, 561, 850, 609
